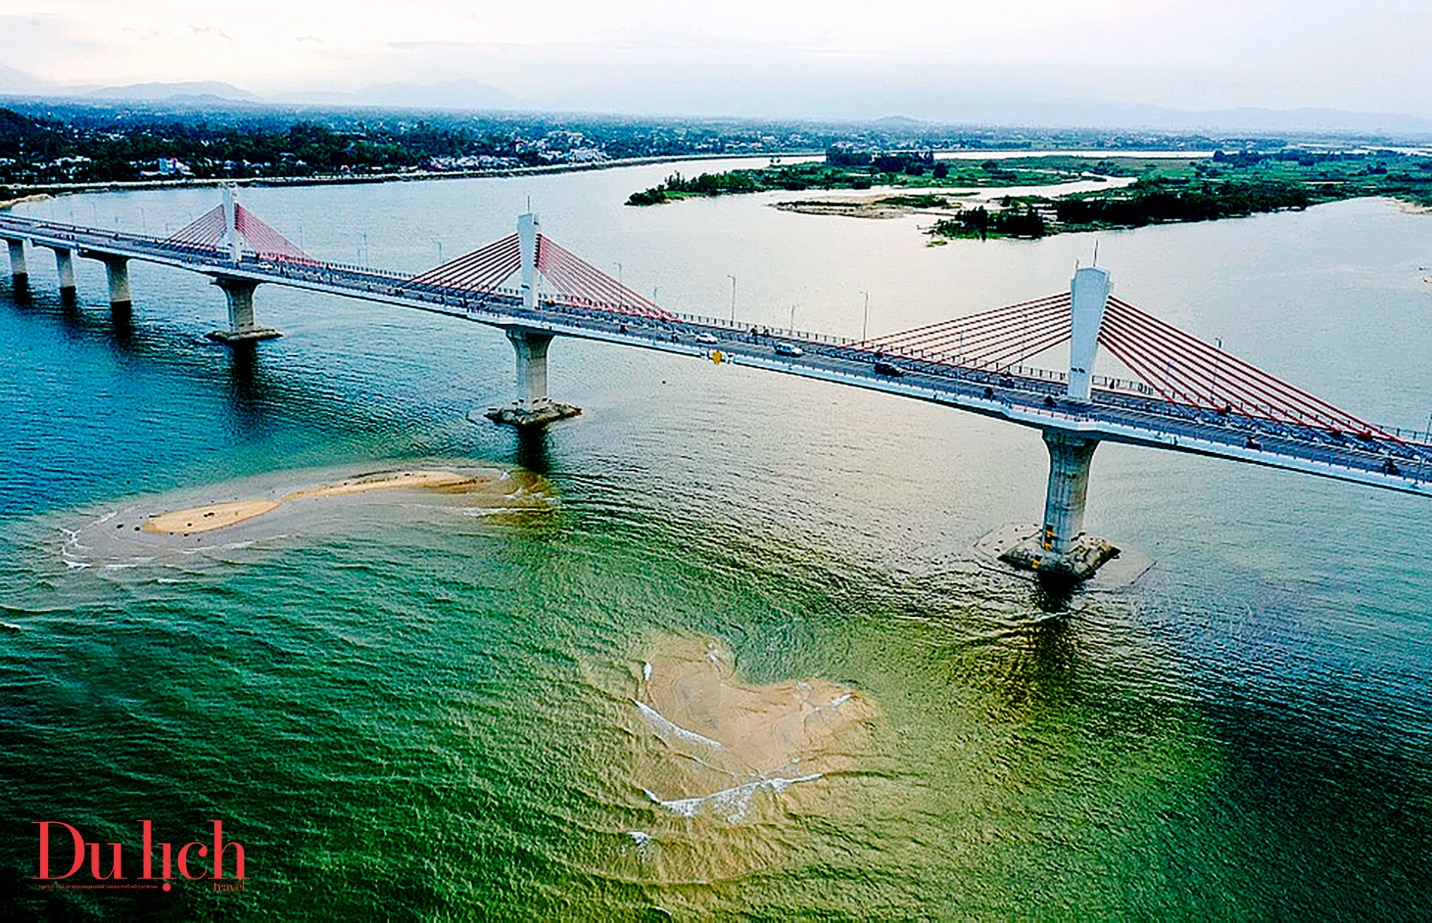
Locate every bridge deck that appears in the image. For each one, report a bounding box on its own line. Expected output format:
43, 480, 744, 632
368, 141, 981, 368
3, 213, 1427, 497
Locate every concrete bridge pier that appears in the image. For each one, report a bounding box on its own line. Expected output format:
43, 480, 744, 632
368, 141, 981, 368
46, 246, 77, 303
206, 276, 281, 343
1041, 431, 1099, 556
484, 329, 581, 427
5, 237, 28, 287
1000, 430, 1119, 581
511, 329, 551, 410
99, 255, 131, 310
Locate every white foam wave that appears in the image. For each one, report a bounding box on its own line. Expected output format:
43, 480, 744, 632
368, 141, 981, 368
644, 773, 823, 823
634, 700, 722, 750
460, 507, 517, 518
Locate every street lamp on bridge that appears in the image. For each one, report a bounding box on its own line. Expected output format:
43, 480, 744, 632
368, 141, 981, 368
727, 274, 737, 323
860, 290, 870, 341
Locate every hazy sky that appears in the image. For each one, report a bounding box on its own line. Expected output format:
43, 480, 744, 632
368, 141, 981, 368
1, 0, 1429, 118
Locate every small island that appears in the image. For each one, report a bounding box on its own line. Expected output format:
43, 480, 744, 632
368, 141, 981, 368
625, 150, 1076, 205
627, 148, 1432, 240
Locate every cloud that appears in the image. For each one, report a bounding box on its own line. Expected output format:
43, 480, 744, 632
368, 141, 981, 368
0, 1, 1428, 117
188, 25, 235, 42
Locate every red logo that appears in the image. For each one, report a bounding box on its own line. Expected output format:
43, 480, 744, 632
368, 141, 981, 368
33, 820, 246, 892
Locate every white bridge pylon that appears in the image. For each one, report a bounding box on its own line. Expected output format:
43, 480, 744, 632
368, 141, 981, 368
163, 185, 312, 265
409, 212, 673, 320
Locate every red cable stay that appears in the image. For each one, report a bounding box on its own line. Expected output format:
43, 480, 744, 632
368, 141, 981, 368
854, 290, 1393, 441
161, 204, 313, 265
409, 234, 521, 292
856, 292, 1073, 372
234, 206, 313, 264
1097, 296, 1393, 439
407, 233, 675, 321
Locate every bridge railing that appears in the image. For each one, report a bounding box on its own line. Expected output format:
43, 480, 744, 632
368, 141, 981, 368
666, 310, 858, 346
1381, 426, 1432, 447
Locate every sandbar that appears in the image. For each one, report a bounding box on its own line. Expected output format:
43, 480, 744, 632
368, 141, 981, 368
0, 194, 52, 211
281, 469, 485, 500
774, 194, 958, 220
139, 467, 549, 536
141, 500, 281, 535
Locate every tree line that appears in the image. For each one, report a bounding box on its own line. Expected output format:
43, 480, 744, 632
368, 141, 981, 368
1055, 179, 1310, 227
0, 108, 542, 186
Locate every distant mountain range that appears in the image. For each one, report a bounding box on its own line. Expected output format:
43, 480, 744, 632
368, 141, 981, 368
1, 65, 1428, 136
83, 80, 261, 102
0, 70, 515, 113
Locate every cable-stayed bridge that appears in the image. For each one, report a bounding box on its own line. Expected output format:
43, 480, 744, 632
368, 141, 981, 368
2, 189, 1426, 578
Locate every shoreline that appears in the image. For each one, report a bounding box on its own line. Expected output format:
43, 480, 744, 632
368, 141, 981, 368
0, 151, 820, 205
0, 148, 1208, 205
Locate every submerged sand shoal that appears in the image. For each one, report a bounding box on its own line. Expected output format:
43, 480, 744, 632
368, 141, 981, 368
615, 634, 878, 881
140, 468, 549, 535
635, 635, 876, 801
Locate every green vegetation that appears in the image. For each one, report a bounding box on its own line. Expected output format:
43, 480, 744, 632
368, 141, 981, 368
0, 109, 526, 186
877, 193, 957, 208
626, 145, 1432, 238
625, 152, 1075, 206
1052, 179, 1310, 228
930, 204, 1048, 239
1001, 149, 1432, 237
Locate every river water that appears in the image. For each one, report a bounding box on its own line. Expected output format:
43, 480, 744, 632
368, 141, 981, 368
2, 159, 1430, 920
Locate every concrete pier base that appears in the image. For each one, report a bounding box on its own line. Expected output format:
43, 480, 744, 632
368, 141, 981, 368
6, 238, 28, 285
206, 276, 280, 343
485, 329, 580, 427
999, 530, 1120, 581
483, 402, 582, 427
1000, 430, 1118, 581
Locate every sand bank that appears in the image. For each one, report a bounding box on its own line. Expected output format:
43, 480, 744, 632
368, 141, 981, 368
138, 467, 551, 536
773, 194, 962, 220
635, 636, 876, 808
140, 499, 281, 535
282, 469, 486, 500
0, 194, 53, 211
